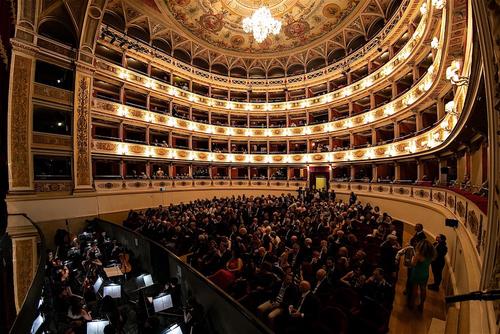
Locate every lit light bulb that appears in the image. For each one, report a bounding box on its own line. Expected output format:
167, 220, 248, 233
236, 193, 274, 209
384, 105, 395, 116
432, 0, 446, 10
420, 3, 428, 15
431, 37, 439, 49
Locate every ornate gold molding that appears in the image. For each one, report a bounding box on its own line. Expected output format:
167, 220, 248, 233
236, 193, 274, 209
73, 72, 93, 191
8, 54, 33, 191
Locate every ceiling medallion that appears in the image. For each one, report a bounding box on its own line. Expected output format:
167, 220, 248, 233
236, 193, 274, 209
242, 6, 281, 43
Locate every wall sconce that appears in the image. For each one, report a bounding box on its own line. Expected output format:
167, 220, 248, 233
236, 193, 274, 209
446, 60, 469, 86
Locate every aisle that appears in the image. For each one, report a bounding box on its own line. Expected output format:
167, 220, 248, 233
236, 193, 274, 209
388, 229, 447, 334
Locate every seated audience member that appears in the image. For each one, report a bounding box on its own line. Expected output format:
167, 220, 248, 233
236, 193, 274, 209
286, 281, 320, 331
312, 268, 332, 305
123, 192, 401, 333
363, 268, 394, 308
257, 273, 299, 327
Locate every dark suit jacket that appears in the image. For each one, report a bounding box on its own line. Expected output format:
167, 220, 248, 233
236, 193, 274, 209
312, 279, 332, 304
296, 292, 320, 324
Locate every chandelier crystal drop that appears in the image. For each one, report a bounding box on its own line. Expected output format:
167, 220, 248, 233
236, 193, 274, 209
242, 6, 281, 43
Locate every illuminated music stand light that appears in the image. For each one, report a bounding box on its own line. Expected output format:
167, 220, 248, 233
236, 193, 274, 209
103, 284, 121, 299
87, 320, 109, 334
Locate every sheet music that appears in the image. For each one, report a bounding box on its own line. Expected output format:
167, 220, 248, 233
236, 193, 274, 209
103, 284, 121, 299
153, 294, 173, 312
86, 320, 109, 334
93, 277, 103, 294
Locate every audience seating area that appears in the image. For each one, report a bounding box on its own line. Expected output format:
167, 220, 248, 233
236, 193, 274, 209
124, 191, 404, 333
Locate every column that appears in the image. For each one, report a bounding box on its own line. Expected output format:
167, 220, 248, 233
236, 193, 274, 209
437, 98, 445, 120
394, 121, 400, 138
415, 111, 423, 131
394, 163, 401, 181
6, 215, 38, 312
72, 64, 94, 192
146, 126, 150, 145
372, 164, 378, 182
438, 159, 448, 185
369, 92, 376, 109
7, 46, 36, 192
416, 160, 424, 181
371, 127, 377, 145
390, 80, 397, 99
350, 165, 356, 181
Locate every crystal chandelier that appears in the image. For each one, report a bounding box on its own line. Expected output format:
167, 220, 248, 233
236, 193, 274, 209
242, 6, 281, 43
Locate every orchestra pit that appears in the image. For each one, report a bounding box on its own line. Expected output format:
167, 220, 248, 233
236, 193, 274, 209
0, 0, 498, 333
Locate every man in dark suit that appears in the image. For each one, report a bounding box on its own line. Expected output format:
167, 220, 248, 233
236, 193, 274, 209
312, 269, 332, 305
257, 273, 299, 327
287, 280, 320, 330
409, 223, 426, 247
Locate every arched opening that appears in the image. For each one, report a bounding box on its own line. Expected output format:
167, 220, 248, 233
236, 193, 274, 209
307, 58, 326, 72
193, 57, 210, 71
152, 38, 172, 54
102, 12, 125, 31
173, 48, 191, 63
230, 67, 247, 78
211, 63, 229, 76
127, 26, 149, 44
38, 19, 77, 47
287, 64, 304, 76
328, 48, 346, 64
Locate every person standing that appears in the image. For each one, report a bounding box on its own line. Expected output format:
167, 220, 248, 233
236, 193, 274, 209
409, 239, 436, 311
428, 234, 448, 291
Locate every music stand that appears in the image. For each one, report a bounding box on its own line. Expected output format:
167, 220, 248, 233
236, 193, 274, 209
153, 294, 173, 313
103, 266, 123, 278
161, 323, 183, 334
136, 274, 154, 288
30, 314, 44, 334
86, 320, 109, 334
93, 276, 103, 294
103, 284, 121, 299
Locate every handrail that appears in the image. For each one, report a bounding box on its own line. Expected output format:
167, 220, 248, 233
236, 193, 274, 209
94, 218, 273, 334
8, 214, 46, 334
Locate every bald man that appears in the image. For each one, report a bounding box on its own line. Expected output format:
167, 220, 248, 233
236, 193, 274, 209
287, 280, 320, 329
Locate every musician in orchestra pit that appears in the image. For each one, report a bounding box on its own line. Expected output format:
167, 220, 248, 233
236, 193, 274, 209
257, 273, 299, 327
86, 241, 102, 260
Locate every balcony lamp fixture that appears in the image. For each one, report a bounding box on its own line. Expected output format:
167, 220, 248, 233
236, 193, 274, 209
431, 37, 439, 49
242, 6, 282, 43
446, 60, 469, 86
444, 100, 458, 116
432, 0, 446, 9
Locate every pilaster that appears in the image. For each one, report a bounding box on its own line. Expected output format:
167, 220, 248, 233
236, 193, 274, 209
8, 45, 36, 193
72, 64, 95, 192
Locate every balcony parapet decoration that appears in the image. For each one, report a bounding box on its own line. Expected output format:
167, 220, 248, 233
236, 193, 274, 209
92, 52, 439, 138
97, 0, 418, 91
95, 2, 432, 114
